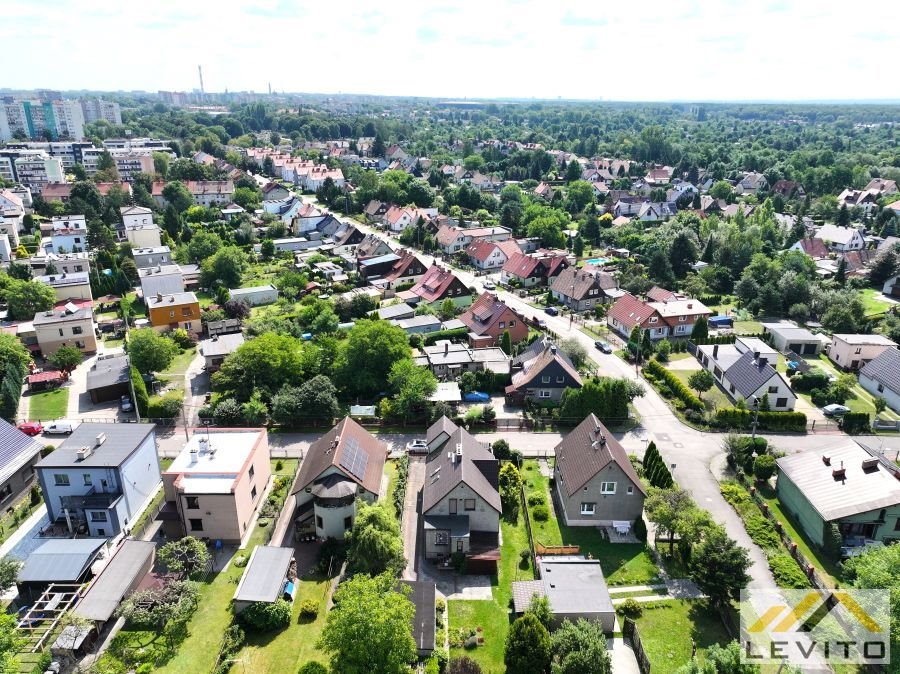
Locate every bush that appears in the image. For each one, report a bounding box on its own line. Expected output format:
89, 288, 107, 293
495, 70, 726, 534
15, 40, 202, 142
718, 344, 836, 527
616, 598, 643, 619
147, 393, 184, 419
297, 664, 329, 674
720, 483, 751, 507
711, 409, 807, 432
527, 493, 545, 507
753, 454, 777, 482
744, 515, 781, 549
491, 439, 511, 461
634, 517, 647, 542
239, 599, 292, 630
791, 369, 831, 393
531, 504, 550, 522
298, 599, 319, 619
170, 329, 195, 349
130, 366, 149, 417
767, 553, 811, 589
840, 412, 870, 435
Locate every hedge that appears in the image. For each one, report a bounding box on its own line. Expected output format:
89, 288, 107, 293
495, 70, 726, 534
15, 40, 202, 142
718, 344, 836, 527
840, 412, 870, 435
130, 366, 149, 417
711, 408, 807, 432
643, 359, 704, 412
767, 552, 812, 589
423, 328, 469, 346
147, 392, 184, 419
643, 441, 674, 488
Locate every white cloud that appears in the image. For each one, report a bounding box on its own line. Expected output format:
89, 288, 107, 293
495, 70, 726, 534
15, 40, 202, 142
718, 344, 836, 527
3, 0, 899, 101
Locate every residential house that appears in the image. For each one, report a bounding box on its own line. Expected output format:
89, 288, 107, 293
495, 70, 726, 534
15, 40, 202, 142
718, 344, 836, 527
34, 271, 92, 302
551, 267, 619, 312
772, 180, 805, 200
459, 292, 528, 347
790, 237, 830, 259
776, 441, 900, 547
864, 178, 898, 196
435, 225, 512, 255
761, 322, 824, 355
359, 249, 428, 289
0, 419, 44, 506
41, 182, 132, 204
644, 165, 674, 186
606, 292, 712, 341
146, 291, 201, 335
138, 264, 184, 299
199, 333, 245, 371
124, 224, 161, 249
363, 200, 389, 223
161, 429, 271, 544
813, 224, 866, 252
228, 285, 279, 307
85, 354, 131, 403
837, 189, 879, 214
33, 301, 96, 355
290, 417, 386, 540
383, 205, 416, 233
734, 172, 768, 196
331, 225, 366, 256
465, 238, 520, 271
422, 420, 501, 573
355, 233, 393, 260
46, 215, 88, 253
553, 414, 646, 527
132, 246, 172, 269
120, 205, 155, 236
859, 348, 900, 412
696, 344, 797, 410
410, 265, 472, 307
506, 342, 582, 403
414, 341, 510, 379
613, 197, 646, 218
151, 180, 234, 208
534, 182, 555, 201
28, 251, 89, 276
826, 334, 897, 371
36, 424, 161, 538
636, 201, 677, 222
261, 182, 290, 201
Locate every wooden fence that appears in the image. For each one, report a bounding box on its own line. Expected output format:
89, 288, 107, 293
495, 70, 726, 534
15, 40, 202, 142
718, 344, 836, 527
623, 618, 651, 674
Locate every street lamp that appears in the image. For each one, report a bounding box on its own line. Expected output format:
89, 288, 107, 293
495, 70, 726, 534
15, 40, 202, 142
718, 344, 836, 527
750, 395, 761, 442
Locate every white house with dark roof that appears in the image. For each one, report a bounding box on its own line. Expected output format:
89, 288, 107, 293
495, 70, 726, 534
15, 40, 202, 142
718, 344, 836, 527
505, 342, 582, 403
696, 344, 796, 410
859, 348, 900, 413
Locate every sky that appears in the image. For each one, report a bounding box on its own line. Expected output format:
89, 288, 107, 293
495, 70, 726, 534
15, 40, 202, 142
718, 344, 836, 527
5, 0, 899, 102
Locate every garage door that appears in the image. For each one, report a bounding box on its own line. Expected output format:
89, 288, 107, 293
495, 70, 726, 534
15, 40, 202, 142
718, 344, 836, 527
788, 343, 801, 353
803, 344, 817, 355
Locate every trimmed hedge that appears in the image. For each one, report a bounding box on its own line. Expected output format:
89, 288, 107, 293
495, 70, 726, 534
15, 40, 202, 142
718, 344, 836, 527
423, 328, 468, 346
839, 412, 870, 435
643, 359, 704, 412
711, 408, 807, 432
767, 552, 812, 589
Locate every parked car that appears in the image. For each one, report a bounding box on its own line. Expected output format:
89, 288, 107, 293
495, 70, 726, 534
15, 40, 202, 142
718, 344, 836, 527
405, 439, 428, 454
462, 391, 491, 403
544, 306, 559, 316
823, 404, 850, 417
482, 280, 496, 290
537, 319, 548, 329
17, 422, 43, 436
44, 421, 75, 435
594, 340, 613, 354
119, 396, 133, 412
840, 539, 884, 559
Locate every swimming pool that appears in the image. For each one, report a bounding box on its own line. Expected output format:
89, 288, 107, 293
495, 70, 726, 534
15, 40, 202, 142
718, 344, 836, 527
584, 257, 608, 265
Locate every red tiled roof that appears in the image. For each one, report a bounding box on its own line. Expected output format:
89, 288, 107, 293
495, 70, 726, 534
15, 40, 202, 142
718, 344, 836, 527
606, 293, 659, 332
411, 265, 464, 303
459, 292, 522, 336
466, 239, 502, 263
502, 252, 543, 279
796, 238, 829, 259
646, 286, 676, 303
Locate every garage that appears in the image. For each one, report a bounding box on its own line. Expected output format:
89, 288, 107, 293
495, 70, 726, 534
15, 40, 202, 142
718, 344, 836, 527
86, 354, 131, 403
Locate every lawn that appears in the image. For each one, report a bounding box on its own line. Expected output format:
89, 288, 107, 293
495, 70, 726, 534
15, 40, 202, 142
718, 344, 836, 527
670, 368, 733, 412
633, 599, 734, 670
733, 320, 764, 334
28, 387, 69, 421
809, 355, 900, 420
859, 287, 891, 316
162, 347, 197, 377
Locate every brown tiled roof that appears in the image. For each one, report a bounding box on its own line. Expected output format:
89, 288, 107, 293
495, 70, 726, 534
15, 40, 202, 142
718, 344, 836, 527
151, 180, 234, 197
466, 239, 502, 263
383, 249, 426, 281
459, 292, 522, 336
436, 224, 458, 247
606, 293, 660, 332
411, 265, 464, 303
422, 425, 501, 514
550, 266, 617, 301
554, 414, 646, 497
796, 238, 829, 259
646, 286, 676, 303
502, 252, 543, 279
291, 417, 386, 496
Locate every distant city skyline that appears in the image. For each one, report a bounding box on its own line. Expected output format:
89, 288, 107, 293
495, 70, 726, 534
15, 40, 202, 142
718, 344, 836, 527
6, 0, 900, 102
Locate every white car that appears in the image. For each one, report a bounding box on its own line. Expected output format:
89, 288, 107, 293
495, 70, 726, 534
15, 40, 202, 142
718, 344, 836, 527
44, 421, 75, 435
823, 404, 850, 417
483, 281, 496, 290
405, 439, 428, 454
840, 540, 883, 559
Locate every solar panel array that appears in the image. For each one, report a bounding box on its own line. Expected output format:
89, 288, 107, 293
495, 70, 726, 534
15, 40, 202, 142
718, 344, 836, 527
339, 436, 369, 480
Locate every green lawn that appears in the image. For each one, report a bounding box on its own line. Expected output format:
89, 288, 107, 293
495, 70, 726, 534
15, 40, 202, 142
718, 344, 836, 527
859, 287, 891, 316
162, 347, 197, 377
733, 320, 764, 334
808, 355, 900, 420
670, 368, 733, 412
633, 599, 734, 671
28, 387, 69, 420
521, 461, 562, 546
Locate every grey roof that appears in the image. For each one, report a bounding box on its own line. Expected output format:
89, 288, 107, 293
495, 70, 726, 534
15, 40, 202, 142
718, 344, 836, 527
33, 306, 93, 325
832, 334, 897, 347
377, 303, 415, 321
18, 538, 105, 582
229, 284, 277, 297
859, 348, 900, 394
199, 333, 245, 358
36, 423, 156, 469
132, 246, 171, 255
762, 322, 819, 342
426, 415, 458, 447
723, 351, 786, 399
422, 427, 501, 514
74, 540, 155, 622
360, 253, 400, 267
0, 419, 43, 487
512, 336, 551, 367
85, 355, 131, 392
35, 271, 90, 286
395, 315, 441, 329
536, 556, 613, 615
423, 515, 471, 537
399, 580, 436, 652
138, 264, 182, 278
146, 291, 198, 308
442, 318, 465, 331
776, 441, 900, 521
554, 414, 646, 498
233, 546, 294, 603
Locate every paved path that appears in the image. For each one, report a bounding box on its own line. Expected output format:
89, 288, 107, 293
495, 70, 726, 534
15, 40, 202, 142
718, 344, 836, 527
608, 637, 642, 674
401, 457, 425, 580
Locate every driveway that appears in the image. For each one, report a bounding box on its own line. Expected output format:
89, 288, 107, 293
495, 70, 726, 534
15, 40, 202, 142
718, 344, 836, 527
401, 456, 425, 580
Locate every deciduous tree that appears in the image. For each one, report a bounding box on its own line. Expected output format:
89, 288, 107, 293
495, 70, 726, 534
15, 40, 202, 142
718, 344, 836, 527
345, 503, 406, 577
504, 613, 551, 674
127, 329, 179, 374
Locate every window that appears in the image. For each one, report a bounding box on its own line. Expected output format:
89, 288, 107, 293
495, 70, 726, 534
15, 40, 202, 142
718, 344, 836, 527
539, 390, 551, 398
434, 531, 449, 545
250, 486, 258, 501
58, 328, 64, 337
768, 386, 778, 394
83, 474, 92, 486
499, 321, 505, 329
464, 499, 476, 511
556, 376, 565, 383
650, 317, 658, 323
679, 316, 686, 322
249, 465, 255, 479
580, 503, 595, 515
878, 384, 884, 393
54, 474, 70, 486
456, 540, 464, 552
186, 496, 199, 509
776, 398, 787, 408
627, 486, 634, 495
184, 323, 192, 331
600, 482, 617, 494
75, 341, 85, 349
181, 307, 192, 317
189, 518, 203, 532
541, 375, 551, 383
72, 326, 83, 335
854, 347, 862, 354
344, 516, 353, 529
316, 515, 323, 529
509, 320, 516, 327
894, 518, 900, 531
90, 511, 108, 522
75, 265, 83, 272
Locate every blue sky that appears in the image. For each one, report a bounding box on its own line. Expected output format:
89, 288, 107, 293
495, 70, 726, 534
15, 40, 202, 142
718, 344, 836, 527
6, 0, 898, 101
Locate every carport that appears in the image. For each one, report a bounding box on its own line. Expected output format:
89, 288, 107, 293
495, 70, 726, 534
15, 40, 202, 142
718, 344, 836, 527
74, 540, 156, 629
232, 545, 295, 613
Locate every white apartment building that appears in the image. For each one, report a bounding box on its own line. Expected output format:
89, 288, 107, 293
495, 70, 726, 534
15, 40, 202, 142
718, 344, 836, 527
80, 99, 122, 126
0, 151, 65, 192
0, 100, 84, 141
3, 141, 94, 171
81, 147, 154, 181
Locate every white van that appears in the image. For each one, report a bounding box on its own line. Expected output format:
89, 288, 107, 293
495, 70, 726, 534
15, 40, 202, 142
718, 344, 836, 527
44, 421, 75, 435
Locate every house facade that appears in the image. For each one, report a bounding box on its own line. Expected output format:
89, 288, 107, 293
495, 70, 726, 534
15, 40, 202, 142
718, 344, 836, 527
506, 342, 582, 403
826, 334, 897, 371
132, 246, 172, 269
696, 344, 797, 411
147, 291, 201, 334
0, 419, 44, 507
458, 292, 528, 347
607, 293, 712, 341
33, 302, 97, 355
550, 267, 618, 312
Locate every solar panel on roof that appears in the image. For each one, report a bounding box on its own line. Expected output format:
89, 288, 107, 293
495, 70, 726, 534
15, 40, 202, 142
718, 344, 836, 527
339, 437, 369, 480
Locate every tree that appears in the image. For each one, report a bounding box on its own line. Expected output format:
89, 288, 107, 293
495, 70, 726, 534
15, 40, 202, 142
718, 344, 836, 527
843, 543, 900, 664
710, 181, 734, 201
498, 462, 523, 521
550, 618, 612, 674
500, 329, 512, 355
127, 329, 179, 374
388, 359, 437, 422
655, 339, 672, 362
271, 376, 340, 425
162, 181, 193, 212
6, 279, 55, 320
504, 613, 551, 674
702, 640, 760, 674
0, 558, 21, 594
335, 320, 411, 397
565, 181, 594, 213
559, 338, 588, 370
49, 346, 82, 373
691, 316, 709, 340
834, 256, 847, 285
874, 396, 887, 416
260, 238, 276, 260
239, 599, 292, 631
527, 593, 553, 630
439, 298, 457, 320
753, 454, 776, 482
582, 213, 601, 245
203, 246, 247, 288
162, 204, 184, 241
345, 502, 406, 577
688, 369, 715, 400
645, 487, 695, 554
565, 159, 582, 183
224, 299, 251, 320
213, 333, 305, 402
158, 537, 211, 577
491, 439, 511, 461
689, 525, 751, 609
186, 230, 223, 262
318, 573, 416, 674
669, 231, 699, 278
7, 262, 31, 280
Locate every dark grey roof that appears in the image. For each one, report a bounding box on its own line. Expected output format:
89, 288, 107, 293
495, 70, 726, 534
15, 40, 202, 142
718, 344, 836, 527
426, 416, 458, 447
310, 473, 357, 498
423, 515, 470, 538
376, 303, 415, 320
85, 355, 131, 392
18, 539, 105, 582
554, 415, 646, 498
422, 427, 501, 514
36, 423, 156, 469
399, 580, 436, 652
860, 348, 900, 394
724, 351, 783, 398
537, 556, 613, 614
233, 546, 294, 603
199, 333, 245, 358
0, 418, 43, 487
74, 540, 155, 622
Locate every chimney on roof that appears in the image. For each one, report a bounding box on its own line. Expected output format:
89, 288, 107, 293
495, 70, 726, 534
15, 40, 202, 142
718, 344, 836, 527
550, 345, 557, 354
758, 357, 768, 368
753, 351, 760, 360
822, 455, 831, 466
156, 292, 162, 302
833, 460, 846, 481
95, 432, 106, 447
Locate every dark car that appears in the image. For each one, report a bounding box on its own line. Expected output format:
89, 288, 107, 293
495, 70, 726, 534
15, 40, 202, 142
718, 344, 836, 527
594, 340, 613, 354
119, 396, 133, 412
544, 306, 559, 316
